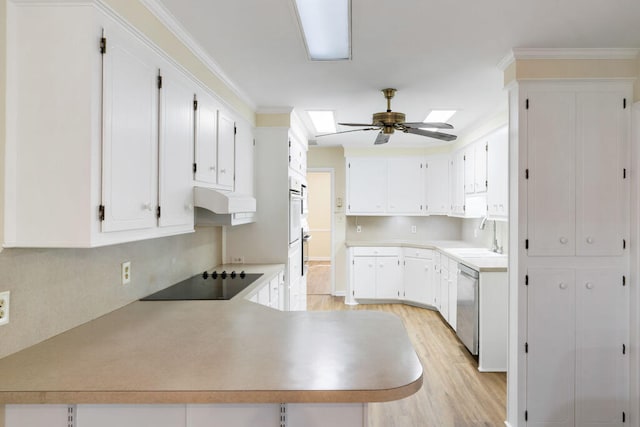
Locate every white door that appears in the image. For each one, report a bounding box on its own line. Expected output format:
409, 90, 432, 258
527, 91, 576, 256
158, 65, 194, 228
101, 25, 158, 232
217, 110, 235, 190
347, 158, 387, 213
376, 257, 401, 299
527, 268, 576, 427
426, 155, 450, 214
403, 257, 429, 303
387, 157, 424, 214
575, 269, 628, 427
575, 91, 627, 256
352, 256, 376, 299
194, 91, 218, 185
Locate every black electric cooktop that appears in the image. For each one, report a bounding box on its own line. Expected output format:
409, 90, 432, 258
141, 270, 263, 301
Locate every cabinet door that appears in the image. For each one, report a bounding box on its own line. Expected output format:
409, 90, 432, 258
425, 155, 450, 214
158, 66, 195, 229
347, 158, 387, 214
575, 269, 628, 426
102, 25, 159, 232
474, 142, 488, 193
217, 110, 235, 190
440, 261, 449, 322
353, 256, 376, 299
194, 91, 218, 184
576, 91, 627, 256
432, 253, 441, 308
527, 91, 576, 256
464, 147, 475, 194
527, 268, 576, 427
403, 257, 430, 304
487, 127, 509, 218
448, 259, 458, 331
376, 256, 401, 299
76, 405, 186, 427
5, 405, 69, 427
387, 157, 424, 214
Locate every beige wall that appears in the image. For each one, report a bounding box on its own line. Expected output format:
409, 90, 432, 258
307, 172, 332, 260
307, 147, 347, 292
346, 216, 462, 242
0, 0, 250, 358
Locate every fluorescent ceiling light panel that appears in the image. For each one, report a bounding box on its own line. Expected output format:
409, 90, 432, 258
307, 111, 337, 133
424, 110, 457, 123
294, 0, 351, 61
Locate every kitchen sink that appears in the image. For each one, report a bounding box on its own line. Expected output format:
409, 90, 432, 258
446, 248, 506, 258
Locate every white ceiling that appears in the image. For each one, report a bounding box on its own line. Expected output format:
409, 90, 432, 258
155, 0, 640, 147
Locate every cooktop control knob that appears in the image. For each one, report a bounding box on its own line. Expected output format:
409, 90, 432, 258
202, 271, 209, 279
240, 271, 246, 278
230, 271, 237, 278
221, 271, 227, 279
212, 271, 218, 279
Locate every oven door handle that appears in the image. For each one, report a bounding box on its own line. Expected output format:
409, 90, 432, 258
302, 234, 312, 241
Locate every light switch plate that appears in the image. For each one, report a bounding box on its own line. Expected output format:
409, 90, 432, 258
121, 261, 131, 285
0, 291, 10, 326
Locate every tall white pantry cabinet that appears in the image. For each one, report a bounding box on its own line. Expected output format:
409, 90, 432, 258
510, 80, 632, 427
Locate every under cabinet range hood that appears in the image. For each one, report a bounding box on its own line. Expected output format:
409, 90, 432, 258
194, 187, 256, 226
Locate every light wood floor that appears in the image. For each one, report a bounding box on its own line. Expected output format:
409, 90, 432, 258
307, 295, 507, 427
306, 261, 332, 295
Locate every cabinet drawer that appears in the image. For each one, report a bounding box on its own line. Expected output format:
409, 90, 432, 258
352, 246, 399, 256
402, 248, 432, 259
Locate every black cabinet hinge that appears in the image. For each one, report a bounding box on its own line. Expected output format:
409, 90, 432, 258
193, 163, 197, 174
623, 344, 626, 354
525, 342, 529, 353
623, 411, 626, 423
623, 239, 626, 249
525, 410, 528, 421
623, 168, 627, 179
193, 99, 198, 111
234, 125, 237, 135
348, 162, 350, 168
525, 239, 529, 249
485, 143, 488, 151
98, 204, 105, 221
156, 206, 161, 219
525, 275, 529, 286
288, 140, 291, 147
157, 74, 163, 89
463, 155, 466, 161
100, 37, 107, 54
525, 169, 529, 179
623, 275, 626, 286
526, 99, 529, 110
485, 180, 488, 189
623, 98, 627, 109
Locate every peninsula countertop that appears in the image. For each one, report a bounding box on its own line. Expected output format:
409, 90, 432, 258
0, 264, 423, 404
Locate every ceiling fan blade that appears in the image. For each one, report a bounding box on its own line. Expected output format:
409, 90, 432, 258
402, 122, 454, 129
316, 127, 379, 137
374, 131, 390, 145
404, 127, 457, 142
338, 122, 379, 127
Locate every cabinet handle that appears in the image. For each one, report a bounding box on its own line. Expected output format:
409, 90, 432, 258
586, 237, 594, 244
142, 203, 153, 212
210, 166, 216, 171
586, 282, 594, 290
220, 169, 226, 174
559, 282, 567, 289
559, 237, 568, 244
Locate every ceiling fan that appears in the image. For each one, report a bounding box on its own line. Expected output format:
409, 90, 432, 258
317, 88, 457, 145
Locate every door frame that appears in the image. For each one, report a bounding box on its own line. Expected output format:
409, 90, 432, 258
307, 168, 335, 295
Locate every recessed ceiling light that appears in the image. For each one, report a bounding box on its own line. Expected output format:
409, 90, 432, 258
425, 110, 457, 123
307, 111, 337, 133
293, 0, 351, 61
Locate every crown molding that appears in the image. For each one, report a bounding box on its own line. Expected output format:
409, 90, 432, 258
138, 0, 256, 111
500, 48, 640, 70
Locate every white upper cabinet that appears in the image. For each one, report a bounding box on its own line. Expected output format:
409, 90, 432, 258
473, 142, 488, 193
387, 158, 424, 214
217, 110, 236, 190
486, 126, 509, 220
346, 157, 387, 214
101, 21, 159, 233
449, 151, 466, 216
194, 91, 219, 185
526, 83, 630, 256
157, 63, 195, 229
425, 155, 450, 215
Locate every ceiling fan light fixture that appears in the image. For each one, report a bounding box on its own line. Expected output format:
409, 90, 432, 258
294, 0, 351, 61
307, 110, 337, 133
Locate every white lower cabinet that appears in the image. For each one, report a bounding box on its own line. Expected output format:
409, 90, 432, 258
402, 248, 433, 304
447, 258, 458, 331
5, 403, 367, 427
526, 268, 628, 427
351, 247, 402, 300
439, 258, 450, 321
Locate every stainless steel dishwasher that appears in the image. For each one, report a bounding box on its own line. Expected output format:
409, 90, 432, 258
456, 263, 479, 355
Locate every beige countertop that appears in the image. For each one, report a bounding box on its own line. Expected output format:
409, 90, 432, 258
346, 240, 508, 272
0, 264, 423, 404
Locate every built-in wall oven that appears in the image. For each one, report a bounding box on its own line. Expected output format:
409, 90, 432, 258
289, 177, 302, 245
456, 263, 479, 356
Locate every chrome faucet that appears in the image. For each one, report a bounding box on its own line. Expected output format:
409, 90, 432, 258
480, 215, 501, 253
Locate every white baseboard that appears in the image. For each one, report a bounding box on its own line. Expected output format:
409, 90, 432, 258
333, 290, 346, 297
504, 421, 513, 427
309, 257, 331, 262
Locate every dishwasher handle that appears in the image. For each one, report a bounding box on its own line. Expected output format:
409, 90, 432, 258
458, 263, 479, 279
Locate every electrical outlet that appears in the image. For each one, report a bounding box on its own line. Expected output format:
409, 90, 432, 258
231, 256, 245, 264
0, 291, 10, 326
121, 261, 131, 285
356, 225, 362, 233
411, 225, 417, 234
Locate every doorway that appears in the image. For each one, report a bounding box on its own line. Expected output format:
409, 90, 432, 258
306, 169, 334, 295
